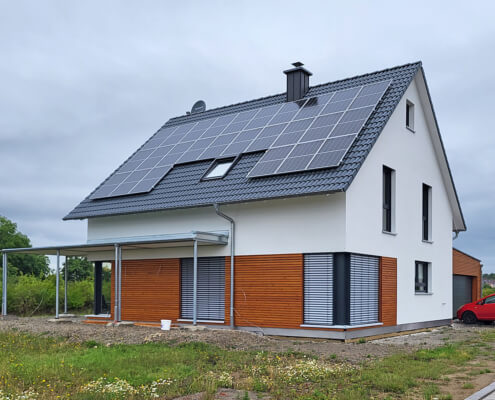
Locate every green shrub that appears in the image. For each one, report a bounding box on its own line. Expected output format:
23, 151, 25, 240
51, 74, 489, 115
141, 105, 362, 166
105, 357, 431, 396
0, 274, 94, 315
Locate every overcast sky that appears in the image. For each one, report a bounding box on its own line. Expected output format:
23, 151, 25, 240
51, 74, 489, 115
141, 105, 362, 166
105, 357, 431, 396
0, 1, 494, 272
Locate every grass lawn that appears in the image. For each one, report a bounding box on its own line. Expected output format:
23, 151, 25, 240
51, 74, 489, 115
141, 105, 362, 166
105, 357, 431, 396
0, 329, 494, 399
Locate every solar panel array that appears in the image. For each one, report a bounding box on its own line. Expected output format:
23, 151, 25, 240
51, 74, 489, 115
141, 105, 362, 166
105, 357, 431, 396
91, 80, 391, 199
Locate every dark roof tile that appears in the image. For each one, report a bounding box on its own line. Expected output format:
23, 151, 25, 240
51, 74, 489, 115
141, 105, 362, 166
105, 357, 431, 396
64, 62, 421, 220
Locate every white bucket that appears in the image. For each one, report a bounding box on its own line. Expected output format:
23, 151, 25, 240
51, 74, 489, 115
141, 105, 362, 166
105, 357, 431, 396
161, 319, 171, 331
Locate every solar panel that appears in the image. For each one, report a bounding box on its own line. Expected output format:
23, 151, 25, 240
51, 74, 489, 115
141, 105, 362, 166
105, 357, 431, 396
91, 79, 391, 199
246, 80, 391, 178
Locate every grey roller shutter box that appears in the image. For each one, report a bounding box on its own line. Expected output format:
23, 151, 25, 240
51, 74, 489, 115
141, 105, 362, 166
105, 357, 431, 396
304, 253, 333, 325
181, 257, 225, 320
350, 254, 379, 325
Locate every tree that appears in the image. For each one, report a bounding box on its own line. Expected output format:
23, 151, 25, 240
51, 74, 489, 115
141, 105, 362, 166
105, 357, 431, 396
62, 257, 93, 281
0, 216, 49, 277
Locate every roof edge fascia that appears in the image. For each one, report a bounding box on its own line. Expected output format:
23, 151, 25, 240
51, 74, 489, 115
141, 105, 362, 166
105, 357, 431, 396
415, 67, 466, 232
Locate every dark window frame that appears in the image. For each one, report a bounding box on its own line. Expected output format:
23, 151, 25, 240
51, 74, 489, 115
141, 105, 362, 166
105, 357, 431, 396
415, 261, 429, 293
406, 100, 415, 131
422, 184, 432, 241
383, 166, 394, 233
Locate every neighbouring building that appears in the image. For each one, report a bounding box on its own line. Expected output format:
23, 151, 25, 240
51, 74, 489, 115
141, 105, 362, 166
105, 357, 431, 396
452, 248, 482, 317
1, 61, 466, 340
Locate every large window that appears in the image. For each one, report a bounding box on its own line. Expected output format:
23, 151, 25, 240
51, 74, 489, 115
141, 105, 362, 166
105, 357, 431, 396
415, 261, 429, 293
383, 166, 395, 233
303, 253, 379, 326
180, 257, 225, 321
304, 254, 333, 326
422, 184, 432, 241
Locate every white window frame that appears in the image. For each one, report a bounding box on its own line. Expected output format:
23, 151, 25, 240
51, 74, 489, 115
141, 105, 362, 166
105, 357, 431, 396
202, 158, 235, 180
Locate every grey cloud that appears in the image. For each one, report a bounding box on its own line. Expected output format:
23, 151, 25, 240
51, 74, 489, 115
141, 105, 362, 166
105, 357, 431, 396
0, 1, 494, 271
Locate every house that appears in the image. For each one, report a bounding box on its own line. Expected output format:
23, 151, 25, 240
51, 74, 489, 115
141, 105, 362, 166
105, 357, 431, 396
1, 61, 466, 340
452, 248, 482, 317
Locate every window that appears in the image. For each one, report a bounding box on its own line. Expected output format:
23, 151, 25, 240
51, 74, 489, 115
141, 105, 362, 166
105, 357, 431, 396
406, 100, 415, 131
415, 261, 429, 293
484, 296, 495, 305
422, 184, 432, 241
203, 159, 234, 180
304, 254, 333, 325
180, 257, 225, 321
383, 166, 395, 233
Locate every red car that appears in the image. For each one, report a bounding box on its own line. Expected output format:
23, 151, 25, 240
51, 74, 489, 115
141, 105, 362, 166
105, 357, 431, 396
457, 293, 495, 324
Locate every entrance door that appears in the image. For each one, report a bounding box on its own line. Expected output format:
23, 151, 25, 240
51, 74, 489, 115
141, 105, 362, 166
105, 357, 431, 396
453, 275, 472, 317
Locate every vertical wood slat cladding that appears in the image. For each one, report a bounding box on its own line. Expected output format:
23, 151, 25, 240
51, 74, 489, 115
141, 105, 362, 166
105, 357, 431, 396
225, 257, 231, 326
111, 259, 180, 322
233, 254, 303, 329
453, 249, 482, 301
379, 257, 397, 326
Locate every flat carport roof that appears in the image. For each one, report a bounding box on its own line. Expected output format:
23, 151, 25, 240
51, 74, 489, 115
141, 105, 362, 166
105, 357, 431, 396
1, 231, 229, 324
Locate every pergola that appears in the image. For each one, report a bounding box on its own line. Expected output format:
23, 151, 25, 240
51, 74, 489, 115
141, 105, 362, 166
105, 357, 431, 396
1, 231, 229, 325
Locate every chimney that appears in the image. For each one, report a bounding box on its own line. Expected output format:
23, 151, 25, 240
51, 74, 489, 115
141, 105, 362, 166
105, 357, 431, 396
283, 62, 312, 102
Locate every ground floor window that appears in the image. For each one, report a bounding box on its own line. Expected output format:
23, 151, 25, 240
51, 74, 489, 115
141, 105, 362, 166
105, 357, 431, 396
303, 252, 379, 326
180, 257, 225, 321
304, 253, 333, 325
415, 261, 429, 293
350, 254, 379, 325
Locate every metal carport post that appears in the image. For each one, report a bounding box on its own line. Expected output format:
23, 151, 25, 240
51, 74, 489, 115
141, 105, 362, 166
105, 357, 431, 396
2, 252, 7, 316
193, 239, 198, 326
64, 256, 68, 314
55, 250, 60, 319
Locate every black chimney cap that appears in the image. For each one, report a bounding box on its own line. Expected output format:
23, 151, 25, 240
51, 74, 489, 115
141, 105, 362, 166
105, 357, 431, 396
283, 61, 313, 76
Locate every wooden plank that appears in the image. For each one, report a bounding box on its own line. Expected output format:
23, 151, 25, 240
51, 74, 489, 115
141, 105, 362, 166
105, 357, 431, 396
379, 257, 397, 326
233, 254, 303, 329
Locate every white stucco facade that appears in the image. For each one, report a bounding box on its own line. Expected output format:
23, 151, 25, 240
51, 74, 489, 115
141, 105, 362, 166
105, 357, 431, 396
345, 75, 454, 324
86, 72, 458, 326
87, 193, 347, 260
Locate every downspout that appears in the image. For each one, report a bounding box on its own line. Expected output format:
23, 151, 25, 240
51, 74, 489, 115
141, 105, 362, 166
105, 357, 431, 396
214, 204, 235, 329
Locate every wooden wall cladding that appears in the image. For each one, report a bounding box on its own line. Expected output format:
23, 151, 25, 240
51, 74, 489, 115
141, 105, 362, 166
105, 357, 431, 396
111, 258, 180, 322
232, 254, 303, 329
453, 248, 482, 301
379, 257, 397, 326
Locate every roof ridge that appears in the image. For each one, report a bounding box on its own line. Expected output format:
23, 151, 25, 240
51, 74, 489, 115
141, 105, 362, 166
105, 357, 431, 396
167, 61, 422, 123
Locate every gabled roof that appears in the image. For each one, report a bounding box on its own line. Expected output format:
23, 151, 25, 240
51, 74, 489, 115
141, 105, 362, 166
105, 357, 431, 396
65, 62, 424, 221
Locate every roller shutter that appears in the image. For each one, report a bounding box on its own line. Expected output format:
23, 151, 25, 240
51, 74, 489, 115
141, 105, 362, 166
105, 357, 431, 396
350, 254, 379, 325
453, 275, 472, 318
304, 253, 333, 325
181, 257, 225, 321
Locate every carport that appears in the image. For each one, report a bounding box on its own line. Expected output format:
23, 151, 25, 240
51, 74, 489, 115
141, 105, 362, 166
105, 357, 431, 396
1, 231, 229, 324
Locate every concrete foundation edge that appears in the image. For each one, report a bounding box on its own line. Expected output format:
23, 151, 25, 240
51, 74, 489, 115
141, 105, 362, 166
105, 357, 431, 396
235, 319, 452, 340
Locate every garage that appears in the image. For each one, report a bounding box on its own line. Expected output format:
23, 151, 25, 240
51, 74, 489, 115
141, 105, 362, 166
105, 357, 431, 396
452, 248, 482, 319
453, 275, 473, 317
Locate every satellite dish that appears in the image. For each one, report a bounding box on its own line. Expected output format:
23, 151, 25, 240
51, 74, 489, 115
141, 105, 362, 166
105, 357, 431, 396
191, 100, 206, 114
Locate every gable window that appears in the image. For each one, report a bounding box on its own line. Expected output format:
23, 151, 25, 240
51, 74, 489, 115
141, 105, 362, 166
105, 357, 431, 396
422, 184, 432, 241
382, 166, 395, 233
415, 261, 430, 293
406, 100, 415, 131
203, 159, 234, 180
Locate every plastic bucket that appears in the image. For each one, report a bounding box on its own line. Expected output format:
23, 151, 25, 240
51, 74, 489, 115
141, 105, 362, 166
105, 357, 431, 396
161, 319, 171, 331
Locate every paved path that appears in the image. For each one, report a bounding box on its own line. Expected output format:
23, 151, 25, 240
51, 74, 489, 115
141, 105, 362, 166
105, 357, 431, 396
465, 382, 495, 400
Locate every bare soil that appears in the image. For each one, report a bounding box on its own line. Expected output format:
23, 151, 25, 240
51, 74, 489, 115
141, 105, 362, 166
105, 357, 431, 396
0, 315, 492, 365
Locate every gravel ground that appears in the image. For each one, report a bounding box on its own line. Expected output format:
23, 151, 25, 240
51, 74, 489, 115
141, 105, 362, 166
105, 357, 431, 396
0, 316, 492, 363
